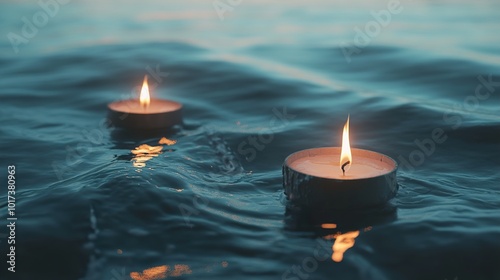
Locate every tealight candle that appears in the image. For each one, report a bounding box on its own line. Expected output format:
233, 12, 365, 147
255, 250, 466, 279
283, 116, 398, 210
108, 76, 182, 130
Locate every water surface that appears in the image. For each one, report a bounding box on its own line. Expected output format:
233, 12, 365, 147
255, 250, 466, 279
1, 1, 499, 279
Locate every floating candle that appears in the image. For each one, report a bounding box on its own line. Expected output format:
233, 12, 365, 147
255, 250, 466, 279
108, 76, 182, 130
283, 116, 398, 210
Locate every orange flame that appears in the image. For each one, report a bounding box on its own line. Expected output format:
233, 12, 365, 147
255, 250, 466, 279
140, 75, 150, 107
340, 115, 352, 175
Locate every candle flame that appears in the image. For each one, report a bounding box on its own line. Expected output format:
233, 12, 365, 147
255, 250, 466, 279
140, 75, 150, 107
340, 115, 352, 175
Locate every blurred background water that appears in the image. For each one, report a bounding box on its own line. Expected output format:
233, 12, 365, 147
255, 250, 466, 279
0, 0, 499, 279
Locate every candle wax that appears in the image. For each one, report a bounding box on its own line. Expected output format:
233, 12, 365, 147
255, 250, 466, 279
289, 154, 393, 180
108, 99, 181, 114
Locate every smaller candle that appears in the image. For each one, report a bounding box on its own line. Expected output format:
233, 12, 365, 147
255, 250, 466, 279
108, 76, 182, 130
283, 116, 398, 210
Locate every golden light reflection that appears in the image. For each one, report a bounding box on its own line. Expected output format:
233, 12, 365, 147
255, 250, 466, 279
331, 230, 359, 263
131, 144, 163, 168
339, 115, 352, 175
159, 137, 177, 145
140, 75, 150, 107
321, 223, 337, 229
131, 137, 177, 168
322, 226, 371, 263
130, 265, 167, 280
130, 264, 192, 280
170, 265, 193, 277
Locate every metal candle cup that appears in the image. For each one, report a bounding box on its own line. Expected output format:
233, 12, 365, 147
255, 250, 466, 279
283, 147, 398, 210
108, 99, 182, 130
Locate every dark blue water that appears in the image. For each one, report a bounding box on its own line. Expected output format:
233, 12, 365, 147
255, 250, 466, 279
1, 1, 500, 279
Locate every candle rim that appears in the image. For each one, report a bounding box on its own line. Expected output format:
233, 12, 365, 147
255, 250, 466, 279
285, 147, 397, 180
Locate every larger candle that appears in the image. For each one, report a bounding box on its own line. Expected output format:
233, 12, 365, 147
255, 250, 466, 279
283, 117, 398, 210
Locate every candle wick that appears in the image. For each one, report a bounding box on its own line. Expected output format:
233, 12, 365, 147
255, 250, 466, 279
341, 161, 350, 175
